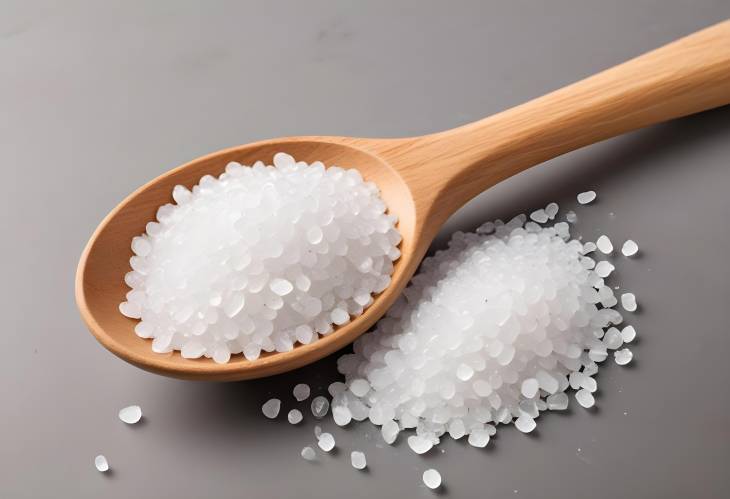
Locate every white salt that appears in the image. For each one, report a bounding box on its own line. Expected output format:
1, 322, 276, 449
262, 398, 281, 419
311, 396, 330, 418
614, 348, 633, 365
94, 455, 109, 472
621, 325, 636, 343
575, 389, 595, 408
293, 383, 310, 401
596, 235, 613, 254
577, 190, 597, 204
423, 469, 442, 490
621, 239, 639, 257
317, 432, 335, 452
381, 419, 400, 444
287, 409, 303, 424
301, 446, 316, 461
408, 435, 433, 454
566, 210, 578, 223
118, 405, 142, 424
468, 428, 491, 447
545, 202, 559, 220
530, 209, 549, 223
621, 293, 637, 312
350, 451, 367, 470
120, 154, 401, 363
595, 260, 615, 278
515, 415, 536, 433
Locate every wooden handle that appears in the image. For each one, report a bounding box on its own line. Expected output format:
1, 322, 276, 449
413, 19, 730, 219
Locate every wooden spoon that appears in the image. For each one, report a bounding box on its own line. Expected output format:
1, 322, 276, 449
77, 20, 730, 381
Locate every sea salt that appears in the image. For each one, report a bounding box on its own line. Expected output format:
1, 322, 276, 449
120, 153, 401, 363
423, 469, 442, 490
317, 432, 335, 452
287, 409, 303, 424
621, 293, 637, 312
350, 451, 367, 470
621, 325, 636, 343
301, 446, 316, 461
614, 348, 633, 365
596, 235, 613, 254
330, 210, 633, 449
262, 398, 281, 419
118, 405, 142, 424
293, 383, 311, 401
566, 210, 578, 223
621, 239, 639, 257
577, 190, 596, 204
311, 396, 330, 419
94, 455, 109, 472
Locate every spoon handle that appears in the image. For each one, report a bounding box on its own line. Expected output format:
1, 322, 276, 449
414, 19, 730, 218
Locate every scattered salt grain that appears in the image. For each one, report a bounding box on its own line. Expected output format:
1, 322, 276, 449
621, 293, 637, 312
545, 202, 559, 220
595, 260, 615, 278
467, 428, 491, 447
566, 210, 578, 223
94, 455, 109, 472
546, 392, 569, 410
596, 235, 613, 254
314, 425, 322, 438
119, 154, 401, 363
293, 383, 311, 401
423, 469, 442, 490
577, 190, 596, 204
408, 435, 434, 454
621, 325, 636, 343
575, 389, 595, 408
530, 209, 549, 223
350, 451, 367, 470
582, 241, 596, 254
287, 409, 303, 424
317, 432, 335, 452
262, 398, 281, 419
118, 405, 142, 424
311, 396, 330, 419
614, 348, 633, 365
515, 415, 537, 433
621, 239, 639, 257
301, 446, 316, 461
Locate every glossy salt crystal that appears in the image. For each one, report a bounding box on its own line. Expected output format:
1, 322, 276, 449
530, 209, 549, 223
118, 405, 142, 424
621, 293, 637, 312
350, 451, 367, 470
287, 409, 303, 424
407, 435, 433, 454
467, 428, 490, 447
514, 415, 537, 433
596, 235, 613, 254
381, 419, 400, 444
621, 239, 639, 257
317, 432, 335, 452
119, 154, 401, 363
301, 446, 316, 461
577, 190, 597, 204
614, 348, 633, 365
545, 202, 559, 219
566, 210, 578, 223
575, 389, 595, 408
262, 398, 281, 419
423, 469, 442, 490
546, 392, 569, 410
332, 405, 352, 426
621, 325, 636, 343
94, 455, 109, 472
293, 383, 311, 401
311, 396, 330, 418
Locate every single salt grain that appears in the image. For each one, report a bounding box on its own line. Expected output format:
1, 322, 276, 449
575, 389, 595, 408
520, 378, 539, 398
381, 419, 400, 444
614, 348, 633, 365
311, 396, 330, 418
596, 235, 613, 254
332, 405, 352, 426
349, 379, 370, 397
595, 260, 615, 278
94, 455, 109, 472
621, 293, 637, 312
566, 210, 578, 223
118, 405, 142, 424
583, 241, 596, 254
545, 202, 559, 220
621, 239, 639, 257
293, 383, 311, 401
423, 469, 442, 490
408, 435, 433, 454
621, 325, 636, 343
468, 428, 491, 447
530, 209, 549, 223
317, 432, 335, 452
350, 451, 367, 470
287, 409, 303, 424
515, 415, 536, 433
577, 190, 597, 204
301, 446, 316, 461
262, 398, 281, 419
546, 392, 569, 410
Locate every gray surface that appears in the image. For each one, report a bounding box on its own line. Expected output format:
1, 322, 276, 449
1, 1, 729, 498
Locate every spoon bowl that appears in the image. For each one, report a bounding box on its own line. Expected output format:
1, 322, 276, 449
77, 21, 730, 380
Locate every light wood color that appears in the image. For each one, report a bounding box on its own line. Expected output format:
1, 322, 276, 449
77, 20, 730, 381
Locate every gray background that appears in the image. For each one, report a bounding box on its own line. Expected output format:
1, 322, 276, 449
1, 1, 729, 498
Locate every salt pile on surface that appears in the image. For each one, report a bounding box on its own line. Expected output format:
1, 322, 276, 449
329, 206, 636, 450
119, 153, 401, 363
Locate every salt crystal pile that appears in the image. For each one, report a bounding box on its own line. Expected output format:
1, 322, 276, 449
333, 210, 636, 450
119, 153, 401, 363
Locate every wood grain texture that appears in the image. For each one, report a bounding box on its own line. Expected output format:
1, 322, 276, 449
76, 20, 730, 381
